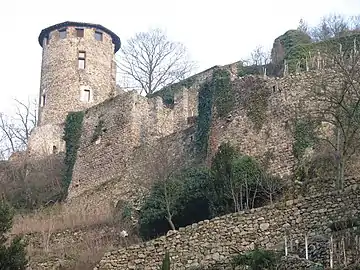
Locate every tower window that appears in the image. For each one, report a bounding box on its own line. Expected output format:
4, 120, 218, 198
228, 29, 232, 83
76, 28, 84, 38
40, 94, 46, 107
78, 51, 86, 69
80, 89, 91, 102
95, 31, 103, 41
59, 28, 67, 39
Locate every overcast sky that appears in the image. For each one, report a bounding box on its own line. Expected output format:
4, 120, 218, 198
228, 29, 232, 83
1, 0, 359, 114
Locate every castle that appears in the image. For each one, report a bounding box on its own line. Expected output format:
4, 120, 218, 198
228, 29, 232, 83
28, 21, 120, 158
9, 22, 360, 269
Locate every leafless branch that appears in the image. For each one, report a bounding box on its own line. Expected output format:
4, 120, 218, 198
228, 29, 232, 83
116, 28, 196, 95
0, 97, 37, 159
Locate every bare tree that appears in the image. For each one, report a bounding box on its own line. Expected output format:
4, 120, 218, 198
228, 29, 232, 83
249, 45, 270, 66
149, 138, 188, 230
259, 175, 283, 204
349, 15, 360, 31
0, 98, 37, 159
117, 28, 196, 95
305, 38, 360, 189
310, 14, 351, 41
298, 18, 310, 36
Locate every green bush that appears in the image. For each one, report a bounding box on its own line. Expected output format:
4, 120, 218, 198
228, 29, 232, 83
209, 143, 267, 216
0, 201, 28, 269
232, 246, 279, 270
139, 167, 212, 240
139, 143, 278, 240
160, 252, 170, 270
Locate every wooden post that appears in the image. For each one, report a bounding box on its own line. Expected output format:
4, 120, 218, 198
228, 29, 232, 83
305, 58, 309, 72
330, 235, 334, 269
305, 234, 309, 260
342, 237, 347, 267
284, 235, 288, 256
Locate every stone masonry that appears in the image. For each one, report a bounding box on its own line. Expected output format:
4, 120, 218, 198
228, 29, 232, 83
37, 21, 119, 126
28, 21, 120, 158
67, 88, 197, 200
96, 184, 360, 269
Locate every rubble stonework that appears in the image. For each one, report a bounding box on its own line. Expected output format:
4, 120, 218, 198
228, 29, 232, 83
37, 21, 119, 126
28, 21, 120, 157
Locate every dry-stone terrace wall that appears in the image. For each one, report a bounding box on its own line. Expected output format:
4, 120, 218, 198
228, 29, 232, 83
96, 185, 360, 269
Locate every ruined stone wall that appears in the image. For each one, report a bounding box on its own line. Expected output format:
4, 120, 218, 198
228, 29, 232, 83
27, 124, 66, 158
96, 185, 360, 270
38, 26, 116, 126
209, 70, 338, 179
68, 88, 195, 200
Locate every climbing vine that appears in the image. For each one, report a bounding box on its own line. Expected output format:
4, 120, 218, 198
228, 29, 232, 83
243, 81, 271, 132
195, 81, 213, 157
195, 68, 234, 157
213, 69, 233, 118
62, 111, 85, 195
292, 118, 318, 160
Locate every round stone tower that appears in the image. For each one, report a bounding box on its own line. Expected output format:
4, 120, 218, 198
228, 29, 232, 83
37, 21, 121, 125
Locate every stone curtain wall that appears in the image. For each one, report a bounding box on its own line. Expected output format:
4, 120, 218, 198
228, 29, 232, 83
65, 127, 195, 224
96, 185, 360, 270
68, 88, 196, 199
209, 70, 338, 179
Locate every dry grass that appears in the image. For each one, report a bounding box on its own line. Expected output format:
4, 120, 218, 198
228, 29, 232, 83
12, 202, 114, 235
26, 227, 141, 270
0, 154, 65, 210
14, 201, 141, 269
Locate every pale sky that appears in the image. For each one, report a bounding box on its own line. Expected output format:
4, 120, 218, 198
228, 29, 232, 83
1, 0, 359, 114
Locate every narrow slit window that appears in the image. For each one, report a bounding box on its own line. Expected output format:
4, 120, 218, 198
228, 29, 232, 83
81, 89, 91, 102
78, 51, 86, 69
95, 31, 103, 41
59, 28, 67, 39
40, 94, 46, 107
76, 28, 84, 38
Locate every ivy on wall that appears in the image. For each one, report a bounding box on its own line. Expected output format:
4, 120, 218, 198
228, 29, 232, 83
292, 118, 318, 160
195, 81, 213, 157
213, 69, 233, 118
243, 82, 271, 132
195, 68, 234, 157
62, 111, 85, 195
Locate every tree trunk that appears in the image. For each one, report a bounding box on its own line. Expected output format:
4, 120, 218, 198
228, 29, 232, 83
166, 216, 176, 231
336, 126, 342, 189
245, 178, 249, 209
339, 158, 345, 190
